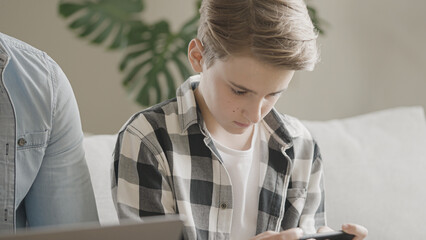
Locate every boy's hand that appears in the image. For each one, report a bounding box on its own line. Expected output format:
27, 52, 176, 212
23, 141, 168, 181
341, 223, 368, 240
250, 224, 367, 240
317, 226, 334, 233
317, 224, 367, 240
250, 228, 303, 240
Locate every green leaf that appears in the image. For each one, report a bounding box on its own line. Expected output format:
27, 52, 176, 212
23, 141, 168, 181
59, 2, 85, 17
60, 0, 145, 48
122, 58, 151, 86
79, 15, 106, 37
92, 20, 114, 43
69, 11, 94, 29
109, 24, 127, 49
127, 21, 150, 46
154, 75, 162, 103
163, 67, 176, 99
120, 47, 151, 71
137, 77, 151, 106
117, 11, 198, 106
173, 54, 192, 80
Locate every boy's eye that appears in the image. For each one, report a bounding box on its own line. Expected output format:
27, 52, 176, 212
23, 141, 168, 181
231, 88, 247, 96
269, 92, 282, 98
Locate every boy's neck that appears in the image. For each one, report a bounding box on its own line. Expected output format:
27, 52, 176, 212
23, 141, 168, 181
212, 126, 254, 151
194, 88, 254, 151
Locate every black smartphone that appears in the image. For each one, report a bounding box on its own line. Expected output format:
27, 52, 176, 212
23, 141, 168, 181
299, 230, 355, 240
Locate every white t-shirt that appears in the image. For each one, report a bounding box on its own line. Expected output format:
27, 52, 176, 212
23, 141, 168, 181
211, 124, 261, 240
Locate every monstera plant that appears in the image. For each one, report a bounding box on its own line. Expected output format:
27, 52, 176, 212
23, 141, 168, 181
59, 0, 324, 106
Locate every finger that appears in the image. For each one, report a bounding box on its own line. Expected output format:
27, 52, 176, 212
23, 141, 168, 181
251, 228, 304, 240
342, 223, 368, 240
317, 226, 334, 233
278, 228, 304, 240
250, 231, 276, 240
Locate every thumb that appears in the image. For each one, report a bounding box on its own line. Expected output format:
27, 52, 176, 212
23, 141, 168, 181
317, 226, 334, 233
342, 223, 368, 240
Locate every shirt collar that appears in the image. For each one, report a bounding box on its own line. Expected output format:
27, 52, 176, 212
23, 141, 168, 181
263, 109, 303, 145
176, 75, 203, 133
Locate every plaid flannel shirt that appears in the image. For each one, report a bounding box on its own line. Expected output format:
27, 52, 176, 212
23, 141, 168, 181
112, 75, 326, 240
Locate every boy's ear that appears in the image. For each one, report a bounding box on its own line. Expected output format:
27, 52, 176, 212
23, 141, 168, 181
188, 38, 204, 73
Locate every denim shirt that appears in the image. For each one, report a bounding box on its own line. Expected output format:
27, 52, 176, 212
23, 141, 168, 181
0, 32, 98, 232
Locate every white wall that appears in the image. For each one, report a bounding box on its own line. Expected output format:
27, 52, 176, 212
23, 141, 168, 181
277, 0, 426, 121
0, 0, 425, 134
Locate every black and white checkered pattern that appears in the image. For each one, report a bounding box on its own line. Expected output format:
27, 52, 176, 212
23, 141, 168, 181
112, 76, 326, 239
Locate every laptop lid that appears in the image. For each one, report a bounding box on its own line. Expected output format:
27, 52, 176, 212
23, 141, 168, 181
0, 215, 184, 240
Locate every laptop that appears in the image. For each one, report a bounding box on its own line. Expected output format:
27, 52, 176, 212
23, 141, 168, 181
0, 215, 184, 240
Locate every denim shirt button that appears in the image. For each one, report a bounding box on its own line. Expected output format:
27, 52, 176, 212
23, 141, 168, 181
220, 203, 227, 209
18, 138, 27, 146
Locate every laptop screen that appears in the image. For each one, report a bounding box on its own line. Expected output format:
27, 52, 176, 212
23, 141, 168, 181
0, 215, 184, 240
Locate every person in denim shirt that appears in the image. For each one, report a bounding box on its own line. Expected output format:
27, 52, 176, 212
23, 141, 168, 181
0, 32, 98, 232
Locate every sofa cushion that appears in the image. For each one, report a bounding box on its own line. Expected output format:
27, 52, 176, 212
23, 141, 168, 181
83, 134, 118, 225
303, 106, 426, 239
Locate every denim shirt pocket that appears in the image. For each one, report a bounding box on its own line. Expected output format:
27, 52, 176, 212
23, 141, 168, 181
16, 130, 49, 150
15, 130, 50, 205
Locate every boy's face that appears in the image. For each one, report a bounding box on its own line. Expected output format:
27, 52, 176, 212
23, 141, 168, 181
195, 54, 295, 135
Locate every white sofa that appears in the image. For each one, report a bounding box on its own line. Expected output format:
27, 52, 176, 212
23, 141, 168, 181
84, 106, 426, 239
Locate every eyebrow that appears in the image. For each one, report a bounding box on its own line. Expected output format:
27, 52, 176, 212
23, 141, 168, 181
229, 81, 287, 95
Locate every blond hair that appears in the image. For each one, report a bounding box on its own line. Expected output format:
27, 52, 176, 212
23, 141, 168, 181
197, 0, 319, 71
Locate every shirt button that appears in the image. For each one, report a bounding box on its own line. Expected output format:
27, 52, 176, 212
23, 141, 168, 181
18, 138, 27, 146
220, 203, 227, 209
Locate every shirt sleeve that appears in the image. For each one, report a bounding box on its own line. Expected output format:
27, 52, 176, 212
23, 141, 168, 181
112, 124, 176, 221
23, 55, 99, 226
299, 140, 326, 233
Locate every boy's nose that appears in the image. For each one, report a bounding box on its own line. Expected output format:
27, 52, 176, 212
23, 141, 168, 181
244, 100, 263, 124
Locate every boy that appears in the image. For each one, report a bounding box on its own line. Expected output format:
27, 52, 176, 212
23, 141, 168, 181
112, 0, 367, 239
